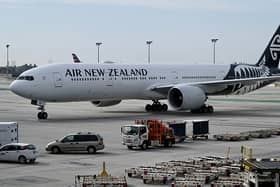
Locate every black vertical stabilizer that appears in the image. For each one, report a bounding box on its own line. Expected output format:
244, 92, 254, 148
256, 25, 280, 69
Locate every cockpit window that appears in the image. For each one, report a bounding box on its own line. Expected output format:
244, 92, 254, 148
17, 76, 34, 81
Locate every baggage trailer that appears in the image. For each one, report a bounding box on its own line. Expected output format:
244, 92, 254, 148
121, 119, 175, 150
185, 120, 209, 140
166, 120, 209, 142
0, 122, 19, 146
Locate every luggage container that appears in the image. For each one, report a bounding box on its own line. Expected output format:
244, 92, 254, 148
0, 122, 19, 146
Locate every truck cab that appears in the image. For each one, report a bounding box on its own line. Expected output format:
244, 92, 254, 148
121, 124, 148, 150
121, 120, 175, 150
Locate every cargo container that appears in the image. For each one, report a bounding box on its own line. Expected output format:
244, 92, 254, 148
0, 122, 19, 146
167, 120, 209, 141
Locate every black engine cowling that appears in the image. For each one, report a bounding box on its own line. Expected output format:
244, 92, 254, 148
91, 100, 121, 107
168, 85, 206, 110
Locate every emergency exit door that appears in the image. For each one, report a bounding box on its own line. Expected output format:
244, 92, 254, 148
53, 72, 63, 87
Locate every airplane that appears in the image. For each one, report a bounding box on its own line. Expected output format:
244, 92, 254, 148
10, 26, 280, 120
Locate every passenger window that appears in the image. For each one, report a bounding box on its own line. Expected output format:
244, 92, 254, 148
62, 135, 74, 142
74, 135, 85, 142
89, 135, 98, 141
6, 145, 17, 151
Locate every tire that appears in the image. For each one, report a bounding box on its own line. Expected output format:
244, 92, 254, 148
87, 146, 96, 154
162, 104, 168, 112
164, 140, 172, 147
127, 146, 133, 150
18, 156, 27, 164
208, 106, 214, 113
37, 112, 42, 119
145, 104, 152, 112
42, 112, 48, 119
51, 146, 60, 154
141, 142, 148, 150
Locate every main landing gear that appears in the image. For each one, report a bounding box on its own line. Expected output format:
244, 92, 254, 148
191, 104, 214, 114
145, 100, 168, 112
37, 105, 48, 120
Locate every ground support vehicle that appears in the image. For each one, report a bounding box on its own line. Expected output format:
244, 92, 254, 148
213, 133, 250, 141
126, 156, 242, 186
0, 122, 18, 146
166, 120, 209, 142
75, 162, 127, 187
121, 119, 175, 150
241, 129, 272, 138
0, 143, 38, 164
142, 170, 176, 184
74, 175, 127, 187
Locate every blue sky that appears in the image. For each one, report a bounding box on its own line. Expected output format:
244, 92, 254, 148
0, 0, 279, 66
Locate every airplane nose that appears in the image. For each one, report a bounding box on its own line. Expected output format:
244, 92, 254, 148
9, 81, 19, 94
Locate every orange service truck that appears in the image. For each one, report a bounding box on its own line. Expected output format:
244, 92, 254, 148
121, 120, 176, 150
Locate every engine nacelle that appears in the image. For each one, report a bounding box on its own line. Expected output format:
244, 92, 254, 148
168, 85, 206, 110
91, 100, 121, 107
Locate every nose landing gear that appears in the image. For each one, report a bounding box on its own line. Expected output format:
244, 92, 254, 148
37, 105, 48, 120
145, 100, 168, 112
31, 100, 48, 120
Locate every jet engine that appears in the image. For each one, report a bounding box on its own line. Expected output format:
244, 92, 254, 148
168, 85, 206, 110
91, 100, 121, 107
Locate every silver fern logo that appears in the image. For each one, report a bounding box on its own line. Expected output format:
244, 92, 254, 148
270, 34, 280, 60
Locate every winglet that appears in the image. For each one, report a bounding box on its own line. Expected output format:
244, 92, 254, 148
72, 53, 81, 63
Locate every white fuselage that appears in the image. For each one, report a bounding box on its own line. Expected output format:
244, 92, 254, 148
10, 63, 230, 102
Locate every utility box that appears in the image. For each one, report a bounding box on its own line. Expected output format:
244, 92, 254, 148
0, 122, 19, 146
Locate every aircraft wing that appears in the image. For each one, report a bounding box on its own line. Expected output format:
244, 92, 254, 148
150, 75, 280, 95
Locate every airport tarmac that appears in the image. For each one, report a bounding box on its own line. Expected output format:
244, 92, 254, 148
0, 82, 280, 187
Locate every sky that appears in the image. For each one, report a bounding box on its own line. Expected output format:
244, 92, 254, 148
0, 0, 280, 66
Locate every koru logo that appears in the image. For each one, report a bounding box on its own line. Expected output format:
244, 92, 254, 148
270, 34, 280, 60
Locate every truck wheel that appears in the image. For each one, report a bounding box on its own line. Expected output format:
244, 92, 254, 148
18, 156, 27, 164
164, 141, 172, 147
127, 146, 133, 150
168, 141, 172, 147
141, 142, 148, 150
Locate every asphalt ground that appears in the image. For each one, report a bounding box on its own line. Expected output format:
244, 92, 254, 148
0, 80, 280, 187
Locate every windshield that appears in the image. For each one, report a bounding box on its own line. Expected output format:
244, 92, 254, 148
122, 126, 139, 135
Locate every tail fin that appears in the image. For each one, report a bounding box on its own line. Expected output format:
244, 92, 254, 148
256, 25, 280, 69
72, 53, 81, 63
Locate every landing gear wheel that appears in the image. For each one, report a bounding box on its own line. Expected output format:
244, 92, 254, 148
145, 100, 168, 112
145, 104, 152, 112
207, 106, 214, 113
37, 112, 48, 119
191, 104, 214, 114
162, 104, 168, 112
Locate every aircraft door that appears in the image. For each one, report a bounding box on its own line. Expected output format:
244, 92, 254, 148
53, 72, 63, 87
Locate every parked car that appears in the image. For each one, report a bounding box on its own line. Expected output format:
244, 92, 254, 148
0, 143, 38, 164
45, 132, 104, 154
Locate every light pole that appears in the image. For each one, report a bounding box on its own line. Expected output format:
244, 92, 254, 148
146, 40, 152, 64
211, 38, 218, 64
6, 44, 10, 75
96, 42, 102, 64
